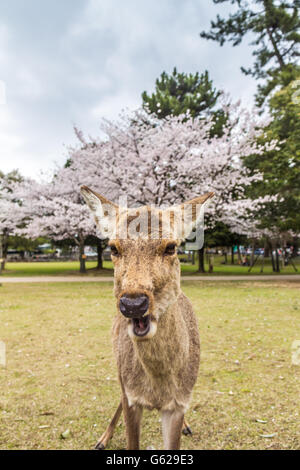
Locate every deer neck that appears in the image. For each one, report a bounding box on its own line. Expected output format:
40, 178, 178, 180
133, 293, 189, 379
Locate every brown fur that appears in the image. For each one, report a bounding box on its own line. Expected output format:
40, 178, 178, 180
80, 186, 213, 449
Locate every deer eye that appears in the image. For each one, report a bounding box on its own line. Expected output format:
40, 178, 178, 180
164, 243, 176, 256
110, 245, 119, 256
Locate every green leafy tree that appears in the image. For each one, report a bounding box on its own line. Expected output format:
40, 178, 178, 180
142, 68, 226, 136
200, 0, 300, 105
7, 236, 50, 258
244, 73, 300, 232
142, 69, 234, 271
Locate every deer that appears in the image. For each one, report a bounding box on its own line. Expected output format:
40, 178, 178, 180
81, 185, 214, 450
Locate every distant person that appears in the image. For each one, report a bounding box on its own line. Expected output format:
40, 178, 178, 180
242, 255, 250, 266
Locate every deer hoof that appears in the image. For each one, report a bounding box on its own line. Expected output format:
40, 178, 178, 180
182, 426, 192, 436
94, 441, 105, 450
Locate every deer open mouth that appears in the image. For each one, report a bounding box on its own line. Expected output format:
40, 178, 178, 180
132, 315, 151, 337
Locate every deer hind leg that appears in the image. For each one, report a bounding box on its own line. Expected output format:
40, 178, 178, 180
182, 417, 193, 436
161, 409, 185, 450
122, 394, 143, 450
95, 400, 123, 450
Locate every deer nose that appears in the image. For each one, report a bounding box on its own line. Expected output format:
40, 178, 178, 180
119, 294, 149, 318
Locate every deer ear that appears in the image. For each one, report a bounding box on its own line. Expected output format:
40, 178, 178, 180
180, 192, 214, 215
80, 185, 118, 238
172, 192, 214, 241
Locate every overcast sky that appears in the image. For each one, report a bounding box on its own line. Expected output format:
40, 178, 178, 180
0, 0, 257, 178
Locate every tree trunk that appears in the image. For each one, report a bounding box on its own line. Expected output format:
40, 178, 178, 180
292, 238, 298, 258
208, 254, 214, 273
231, 245, 235, 265
197, 247, 205, 273
97, 241, 103, 270
79, 241, 86, 274
0, 234, 8, 272
1, 241, 8, 271
0, 236, 3, 274
250, 240, 255, 267
275, 247, 280, 273
264, 243, 270, 258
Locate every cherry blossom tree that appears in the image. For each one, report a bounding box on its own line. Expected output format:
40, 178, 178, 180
0, 191, 16, 272
0, 172, 24, 272
14, 168, 98, 273
11, 98, 278, 274
68, 100, 278, 270
71, 101, 277, 212
221, 195, 299, 272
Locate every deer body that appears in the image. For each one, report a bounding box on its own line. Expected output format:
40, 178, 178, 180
81, 186, 213, 450
113, 292, 200, 412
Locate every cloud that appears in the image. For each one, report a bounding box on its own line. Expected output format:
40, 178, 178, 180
0, 0, 258, 178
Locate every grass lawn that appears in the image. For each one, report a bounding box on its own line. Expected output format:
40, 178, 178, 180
2, 256, 300, 277
2, 261, 113, 277
0, 281, 299, 450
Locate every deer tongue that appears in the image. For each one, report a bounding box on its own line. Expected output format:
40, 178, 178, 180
133, 316, 150, 336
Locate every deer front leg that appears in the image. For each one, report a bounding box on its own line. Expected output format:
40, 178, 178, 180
161, 409, 184, 450
95, 400, 123, 450
122, 394, 143, 450
182, 417, 193, 436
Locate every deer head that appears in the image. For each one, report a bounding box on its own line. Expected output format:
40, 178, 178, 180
81, 186, 213, 341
